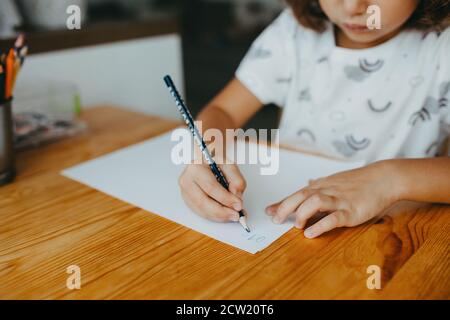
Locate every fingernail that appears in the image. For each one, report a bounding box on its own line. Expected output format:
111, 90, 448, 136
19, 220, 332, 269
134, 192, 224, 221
265, 207, 274, 216
304, 228, 315, 238
232, 203, 242, 211
230, 213, 240, 222
272, 216, 282, 224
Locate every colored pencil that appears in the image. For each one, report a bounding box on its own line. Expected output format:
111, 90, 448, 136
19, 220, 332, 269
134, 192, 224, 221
1, 34, 28, 101
5, 49, 14, 100
11, 57, 21, 94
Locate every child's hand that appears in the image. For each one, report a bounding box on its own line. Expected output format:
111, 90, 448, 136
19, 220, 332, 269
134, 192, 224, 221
265, 161, 400, 239
179, 158, 247, 223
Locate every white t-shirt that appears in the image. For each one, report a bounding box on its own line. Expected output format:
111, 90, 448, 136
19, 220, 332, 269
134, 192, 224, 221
236, 9, 450, 163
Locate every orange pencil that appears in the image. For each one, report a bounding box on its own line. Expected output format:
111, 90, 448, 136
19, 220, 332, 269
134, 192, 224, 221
5, 49, 14, 99
11, 57, 21, 94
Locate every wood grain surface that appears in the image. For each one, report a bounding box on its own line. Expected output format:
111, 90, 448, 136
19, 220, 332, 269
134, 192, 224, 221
0, 106, 449, 300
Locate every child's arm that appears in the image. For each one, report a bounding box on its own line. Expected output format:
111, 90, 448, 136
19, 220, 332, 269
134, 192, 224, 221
266, 157, 450, 239
391, 158, 450, 203
196, 78, 264, 134
178, 78, 264, 222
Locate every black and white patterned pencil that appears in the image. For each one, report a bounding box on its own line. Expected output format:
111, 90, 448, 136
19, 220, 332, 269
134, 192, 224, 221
164, 75, 250, 233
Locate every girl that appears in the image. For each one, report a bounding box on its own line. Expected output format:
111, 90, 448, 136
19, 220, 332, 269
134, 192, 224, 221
178, 0, 450, 239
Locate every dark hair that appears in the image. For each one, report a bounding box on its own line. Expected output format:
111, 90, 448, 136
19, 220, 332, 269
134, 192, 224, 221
285, 0, 450, 32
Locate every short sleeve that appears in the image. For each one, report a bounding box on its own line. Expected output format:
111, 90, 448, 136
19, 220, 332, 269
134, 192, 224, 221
235, 9, 295, 107
438, 28, 450, 126
431, 28, 450, 155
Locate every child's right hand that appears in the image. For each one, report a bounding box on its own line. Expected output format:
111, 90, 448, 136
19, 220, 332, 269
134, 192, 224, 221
178, 160, 247, 223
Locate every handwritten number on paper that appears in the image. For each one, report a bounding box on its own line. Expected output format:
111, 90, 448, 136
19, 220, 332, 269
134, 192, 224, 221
242, 232, 266, 243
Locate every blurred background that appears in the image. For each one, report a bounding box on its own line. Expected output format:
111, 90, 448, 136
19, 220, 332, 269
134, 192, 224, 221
0, 0, 286, 136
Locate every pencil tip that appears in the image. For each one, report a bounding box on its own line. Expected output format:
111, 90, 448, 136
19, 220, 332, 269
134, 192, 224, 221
238, 212, 251, 233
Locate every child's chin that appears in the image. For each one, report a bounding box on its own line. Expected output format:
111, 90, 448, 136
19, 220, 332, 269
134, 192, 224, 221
343, 29, 387, 46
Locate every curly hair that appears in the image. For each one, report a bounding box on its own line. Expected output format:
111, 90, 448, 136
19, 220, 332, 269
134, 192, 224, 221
285, 0, 450, 32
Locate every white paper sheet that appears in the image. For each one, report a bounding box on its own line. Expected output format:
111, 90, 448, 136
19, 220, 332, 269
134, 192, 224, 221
62, 131, 362, 254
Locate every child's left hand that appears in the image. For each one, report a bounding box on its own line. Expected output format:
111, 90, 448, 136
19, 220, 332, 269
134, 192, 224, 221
265, 161, 400, 239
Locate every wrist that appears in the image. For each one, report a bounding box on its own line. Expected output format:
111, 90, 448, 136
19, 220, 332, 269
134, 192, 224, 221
376, 159, 409, 203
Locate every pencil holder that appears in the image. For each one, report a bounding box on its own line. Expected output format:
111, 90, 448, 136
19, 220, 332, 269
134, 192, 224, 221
0, 99, 16, 186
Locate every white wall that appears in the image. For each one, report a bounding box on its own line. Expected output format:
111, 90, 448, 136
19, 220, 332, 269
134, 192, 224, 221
15, 34, 185, 120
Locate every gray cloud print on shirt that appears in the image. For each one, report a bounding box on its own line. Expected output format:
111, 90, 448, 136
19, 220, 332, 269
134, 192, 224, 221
276, 77, 292, 84
298, 88, 311, 101
247, 45, 272, 59
409, 96, 440, 126
333, 135, 371, 157
317, 56, 328, 64
344, 59, 384, 82
409, 81, 450, 126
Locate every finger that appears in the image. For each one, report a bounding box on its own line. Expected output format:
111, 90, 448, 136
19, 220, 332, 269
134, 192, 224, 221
265, 202, 280, 216
265, 199, 297, 216
294, 193, 338, 229
198, 193, 241, 223
267, 187, 327, 217
197, 170, 243, 211
220, 164, 247, 198
309, 177, 329, 188
183, 195, 235, 223
182, 182, 239, 222
304, 210, 347, 239
272, 188, 315, 224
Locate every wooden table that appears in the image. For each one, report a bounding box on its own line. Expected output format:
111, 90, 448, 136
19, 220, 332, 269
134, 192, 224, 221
1, 106, 449, 300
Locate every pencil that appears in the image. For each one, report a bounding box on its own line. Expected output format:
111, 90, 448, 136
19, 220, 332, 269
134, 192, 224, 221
164, 75, 251, 233
11, 56, 21, 93
5, 49, 14, 99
